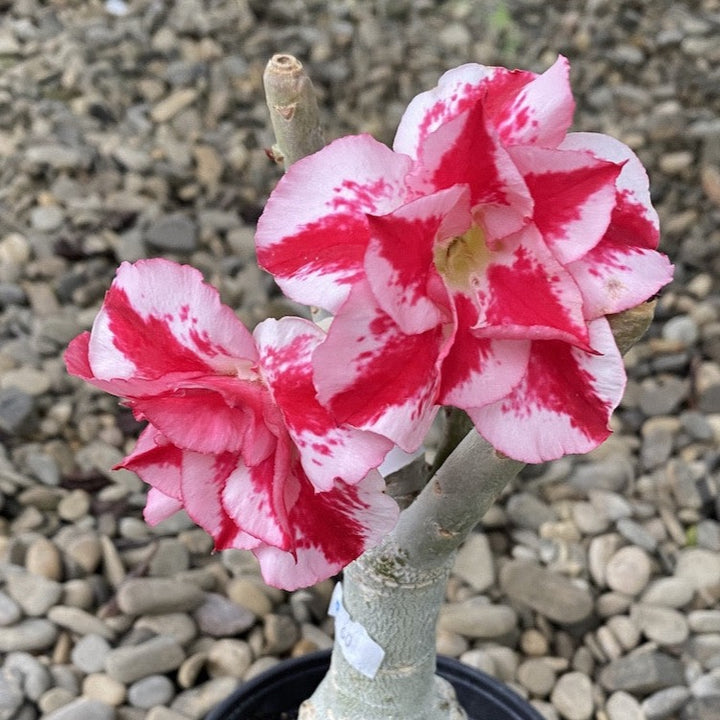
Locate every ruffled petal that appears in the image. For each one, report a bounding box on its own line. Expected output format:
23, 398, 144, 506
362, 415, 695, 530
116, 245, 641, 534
313, 281, 446, 452
86, 259, 256, 389
439, 294, 530, 408
130, 376, 275, 458
256, 135, 414, 312
413, 100, 532, 240
365, 185, 468, 335
121, 426, 259, 549
393, 63, 536, 159
559, 132, 660, 248
254, 317, 393, 492
253, 466, 399, 591
472, 224, 591, 347
558, 132, 672, 316
491, 56, 574, 147
144, 488, 184, 526
469, 317, 625, 463
510, 145, 622, 264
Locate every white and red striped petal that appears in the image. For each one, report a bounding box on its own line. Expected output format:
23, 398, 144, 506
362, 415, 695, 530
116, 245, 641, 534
559, 132, 660, 247
412, 102, 532, 240
469, 317, 625, 463
121, 426, 260, 549
393, 63, 536, 159
510, 146, 621, 264
88, 259, 257, 385
568, 238, 674, 318
254, 317, 393, 492
254, 466, 399, 591
472, 225, 590, 347
313, 281, 446, 452
492, 56, 574, 147
365, 186, 468, 335
438, 295, 530, 408
255, 135, 414, 312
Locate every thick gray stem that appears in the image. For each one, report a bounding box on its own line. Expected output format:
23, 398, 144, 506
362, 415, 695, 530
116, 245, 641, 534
300, 432, 524, 719
262, 54, 324, 169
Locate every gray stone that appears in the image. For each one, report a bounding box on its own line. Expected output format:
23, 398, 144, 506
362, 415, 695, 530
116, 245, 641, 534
691, 669, 720, 697
438, 599, 517, 639
30, 205, 64, 232
117, 578, 205, 615
674, 548, 720, 591
500, 560, 593, 624
0, 672, 23, 720
42, 697, 114, 720
605, 546, 652, 596
641, 685, 691, 720
4, 652, 51, 703
71, 634, 113, 674
134, 612, 198, 646
631, 604, 689, 646
193, 592, 255, 637
599, 651, 685, 693
263, 613, 300, 654
550, 672, 594, 720
206, 639, 253, 679
146, 214, 197, 252
47, 606, 115, 640
0, 619, 57, 652
641, 577, 695, 608
0, 387, 34, 434
616, 518, 658, 552
453, 532, 495, 592
605, 691, 644, 720
105, 636, 185, 683
506, 493, 557, 530
689, 611, 720, 634
0, 592, 21, 626
517, 658, 556, 697
127, 675, 176, 708
170, 677, 240, 718
638, 376, 689, 416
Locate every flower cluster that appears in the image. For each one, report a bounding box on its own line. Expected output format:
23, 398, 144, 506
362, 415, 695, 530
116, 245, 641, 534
256, 56, 672, 463
66, 57, 671, 590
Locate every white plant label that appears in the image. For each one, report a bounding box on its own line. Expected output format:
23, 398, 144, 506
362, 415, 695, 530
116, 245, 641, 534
329, 582, 385, 679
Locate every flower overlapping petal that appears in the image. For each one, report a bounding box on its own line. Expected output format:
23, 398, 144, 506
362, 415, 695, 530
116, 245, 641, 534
65, 259, 397, 590
256, 55, 673, 462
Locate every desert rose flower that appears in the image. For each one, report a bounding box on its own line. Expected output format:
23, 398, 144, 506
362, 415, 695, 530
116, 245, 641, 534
64, 259, 397, 590
256, 56, 673, 462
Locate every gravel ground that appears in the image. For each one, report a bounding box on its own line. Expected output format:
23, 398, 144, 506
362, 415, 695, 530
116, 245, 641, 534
1, 1, 720, 719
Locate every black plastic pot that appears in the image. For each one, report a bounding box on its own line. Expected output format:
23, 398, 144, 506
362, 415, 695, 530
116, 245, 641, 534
206, 649, 544, 720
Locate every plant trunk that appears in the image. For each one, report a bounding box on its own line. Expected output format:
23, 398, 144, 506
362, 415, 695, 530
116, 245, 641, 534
300, 431, 524, 719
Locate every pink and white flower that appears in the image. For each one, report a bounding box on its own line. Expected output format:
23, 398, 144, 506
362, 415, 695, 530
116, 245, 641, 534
256, 56, 673, 462
65, 259, 397, 590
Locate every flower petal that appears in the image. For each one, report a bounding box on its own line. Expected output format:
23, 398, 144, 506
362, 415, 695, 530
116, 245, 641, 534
87, 259, 257, 388
559, 132, 660, 248
393, 63, 535, 159
439, 294, 530, 408
256, 135, 414, 312
510, 145, 622, 264
254, 317, 393, 492
469, 317, 625, 462
365, 185, 468, 335
313, 281, 445, 452
130, 376, 275, 457
144, 488, 184, 526
120, 426, 259, 549
413, 100, 532, 240
394, 56, 573, 156
559, 132, 672, 316
472, 224, 591, 347
253, 467, 399, 591
492, 55, 574, 147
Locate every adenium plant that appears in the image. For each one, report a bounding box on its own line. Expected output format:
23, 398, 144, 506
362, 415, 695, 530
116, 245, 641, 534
66, 54, 672, 720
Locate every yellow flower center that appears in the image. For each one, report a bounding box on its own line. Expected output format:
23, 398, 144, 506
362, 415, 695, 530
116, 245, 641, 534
433, 224, 490, 290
